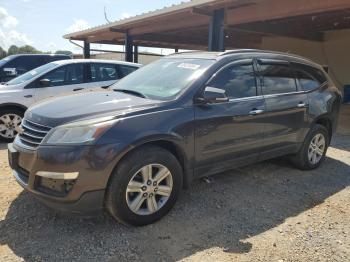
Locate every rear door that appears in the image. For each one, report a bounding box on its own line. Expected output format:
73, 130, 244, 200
257, 59, 309, 158
194, 59, 267, 176
34, 63, 86, 101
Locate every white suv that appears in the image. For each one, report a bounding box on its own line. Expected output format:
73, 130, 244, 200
0, 59, 141, 141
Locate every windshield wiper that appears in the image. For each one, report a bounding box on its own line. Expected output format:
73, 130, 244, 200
113, 89, 147, 98
101, 83, 114, 89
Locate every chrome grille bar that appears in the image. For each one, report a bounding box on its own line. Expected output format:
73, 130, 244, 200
18, 119, 52, 150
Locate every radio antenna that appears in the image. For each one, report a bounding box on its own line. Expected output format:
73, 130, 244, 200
104, 6, 111, 23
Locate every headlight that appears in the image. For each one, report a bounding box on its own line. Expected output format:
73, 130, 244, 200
44, 117, 118, 145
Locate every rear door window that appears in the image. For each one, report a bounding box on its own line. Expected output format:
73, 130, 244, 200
118, 65, 138, 77
259, 62, 297, 95
89, 63, 119, 82
208, 62, 257, 99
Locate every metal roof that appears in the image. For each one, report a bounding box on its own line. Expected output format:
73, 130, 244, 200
63, 0, 350, 50
64, 0, 217, 39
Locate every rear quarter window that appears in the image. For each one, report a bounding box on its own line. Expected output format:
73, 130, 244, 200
292, 63, 328, 91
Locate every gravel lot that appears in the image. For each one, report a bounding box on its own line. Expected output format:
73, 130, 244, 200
0, 105, 349, 262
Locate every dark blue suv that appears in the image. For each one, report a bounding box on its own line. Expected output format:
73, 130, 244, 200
8, 50, 342, 226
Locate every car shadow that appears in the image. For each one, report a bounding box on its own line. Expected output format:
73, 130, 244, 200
330, 133, 350, 152
1, 152, 349, 261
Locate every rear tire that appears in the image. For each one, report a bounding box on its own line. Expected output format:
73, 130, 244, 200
105, 145, 183, 226
290, 124, 329, 170
0, 109, 24, 142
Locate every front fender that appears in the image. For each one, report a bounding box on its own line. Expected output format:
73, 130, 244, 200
99, 106, 195, 187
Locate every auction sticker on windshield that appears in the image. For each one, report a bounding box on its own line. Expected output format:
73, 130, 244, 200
177, 63, 201, 70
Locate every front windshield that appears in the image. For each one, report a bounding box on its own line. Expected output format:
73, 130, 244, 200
112, 58, 215, 100
6, 62, 58, 85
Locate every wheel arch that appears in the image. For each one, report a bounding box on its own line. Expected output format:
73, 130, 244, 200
0, 103, 27, 113
312, 114, 333, 140
108, 135, 193, 190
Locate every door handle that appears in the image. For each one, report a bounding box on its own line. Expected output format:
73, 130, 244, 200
73, 88, 84, 91
297, 102, 308, 108
24, 95, 32, 98
249, 109, 264, 115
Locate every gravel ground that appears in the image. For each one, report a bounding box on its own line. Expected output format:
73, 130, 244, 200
0, 105, 349, 262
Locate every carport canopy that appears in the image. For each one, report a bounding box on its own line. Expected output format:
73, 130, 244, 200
63, 0, 350, 62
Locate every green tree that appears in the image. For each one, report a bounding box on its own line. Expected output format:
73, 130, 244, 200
17, 45, 42, 54
7, 45, 19, 56
55, 50, 73, 56
7, 45, 42, 56
0, 47, 6, 59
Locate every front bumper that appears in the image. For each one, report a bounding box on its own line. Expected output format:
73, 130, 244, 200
8, 142, 121, 214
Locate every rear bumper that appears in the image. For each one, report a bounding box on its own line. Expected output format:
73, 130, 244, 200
8, 141, 121, 214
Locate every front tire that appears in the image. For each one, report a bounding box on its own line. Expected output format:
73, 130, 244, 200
105, 145, 183, 226
0, 109, 24, 142
290, 124, 329, 170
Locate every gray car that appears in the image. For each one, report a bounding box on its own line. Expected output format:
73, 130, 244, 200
8, 50, 342, 226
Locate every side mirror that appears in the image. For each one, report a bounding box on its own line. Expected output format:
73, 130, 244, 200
197, 86, 229, 104
39, 79, 51, 87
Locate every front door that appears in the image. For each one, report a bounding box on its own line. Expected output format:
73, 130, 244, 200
34, 63, 86, 101
194, 60, 267, 177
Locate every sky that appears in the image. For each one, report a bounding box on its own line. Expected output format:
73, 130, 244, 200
0, 0, 188, 54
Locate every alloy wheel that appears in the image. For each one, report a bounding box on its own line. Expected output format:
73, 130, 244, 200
0, 114, 22, 139
308, 133, 326, 165
126, 164, 173, 215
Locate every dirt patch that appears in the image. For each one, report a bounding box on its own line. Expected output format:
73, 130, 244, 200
0, 106, 349, 262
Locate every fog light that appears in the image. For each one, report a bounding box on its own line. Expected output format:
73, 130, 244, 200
36, 171, 79, 180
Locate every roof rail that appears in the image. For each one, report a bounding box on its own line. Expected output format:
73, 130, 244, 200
168, 49, 318, 66
221, 49, 316, 64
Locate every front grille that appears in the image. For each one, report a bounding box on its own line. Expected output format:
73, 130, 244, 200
19, 119, 52, 149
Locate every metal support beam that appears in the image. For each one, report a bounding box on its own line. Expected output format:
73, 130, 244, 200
208, 9, 225, 51
83, 41, 90, 59
133, 45, 139, 63
125, 32, 133, 62
110, 27, 127, 33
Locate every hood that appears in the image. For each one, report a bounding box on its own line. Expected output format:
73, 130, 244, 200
27, 90, 161, 127
0, 83, 24, 94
